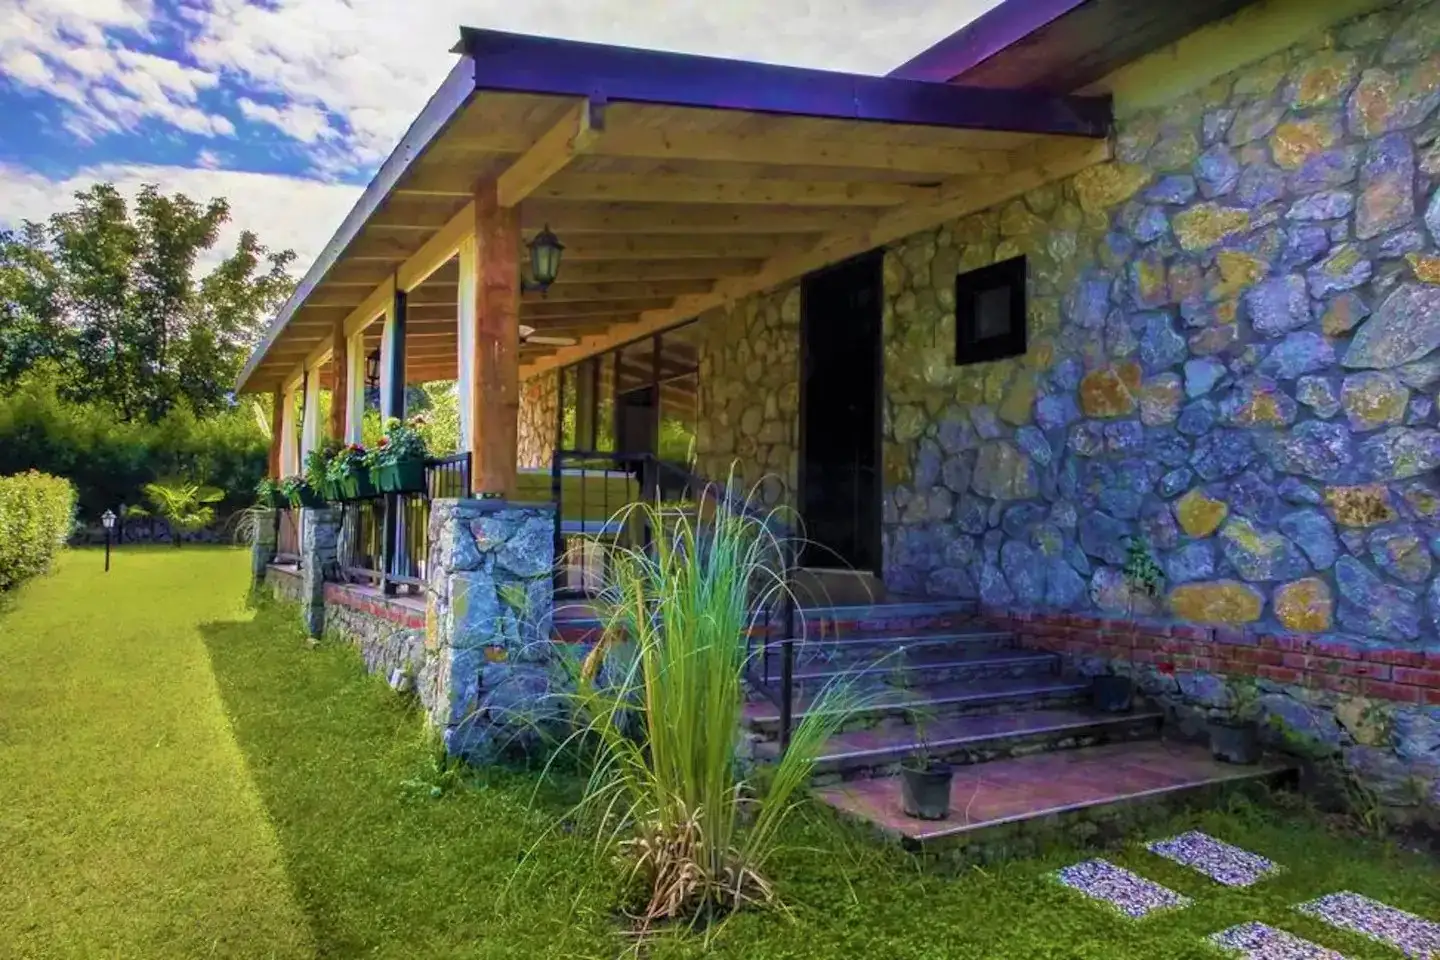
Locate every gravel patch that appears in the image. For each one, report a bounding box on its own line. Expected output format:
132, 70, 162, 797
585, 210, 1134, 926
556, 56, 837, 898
1210, 922, 1348, 959
1296, 892, 1440, 959
1148, 830, 1279, 887
1056, 859, 1192, 918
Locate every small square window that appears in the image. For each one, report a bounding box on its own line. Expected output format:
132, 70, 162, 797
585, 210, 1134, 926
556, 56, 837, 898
955, 255, 1027, 366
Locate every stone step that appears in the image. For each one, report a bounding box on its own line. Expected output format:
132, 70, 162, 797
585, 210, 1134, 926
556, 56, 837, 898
812, 740, 1292, 848
759, 707, 1164, 782
743, 674, 1090, 734
758, 627, 1018, 670
782, 646, 1060, 694
790, 599, 979, 639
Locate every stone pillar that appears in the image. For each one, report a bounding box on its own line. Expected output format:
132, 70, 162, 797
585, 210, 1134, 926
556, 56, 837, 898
425, 498, 556, 763
250, 507, 277, 588
299, 506, 341, 637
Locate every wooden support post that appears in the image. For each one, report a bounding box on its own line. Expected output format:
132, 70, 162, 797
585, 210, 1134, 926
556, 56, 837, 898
456, 234, 477, 453
470, 180, 521, 498
279, 383, 299, 477
380, 287, 407, 596
328, 317, 348, 441
344, 330, 366, 444
268, 388, 285, 477
300, 366, 322, 463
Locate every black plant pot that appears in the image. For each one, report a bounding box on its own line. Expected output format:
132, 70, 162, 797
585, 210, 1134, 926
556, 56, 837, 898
1092, 674, 1134, 713
900, 760, 953, 821
1209, 720, 1261, 765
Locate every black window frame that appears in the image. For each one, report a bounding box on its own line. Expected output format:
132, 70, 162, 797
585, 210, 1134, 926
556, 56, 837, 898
954, 254, 1027, 367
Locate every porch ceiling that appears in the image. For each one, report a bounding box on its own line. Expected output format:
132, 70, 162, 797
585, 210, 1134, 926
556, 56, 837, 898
237, 29, 1113, 394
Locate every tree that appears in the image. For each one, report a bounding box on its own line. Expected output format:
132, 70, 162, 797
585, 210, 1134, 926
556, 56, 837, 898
0, 183, 295, 420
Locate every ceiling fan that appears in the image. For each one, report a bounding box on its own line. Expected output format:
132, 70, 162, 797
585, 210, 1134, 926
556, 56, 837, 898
519, 324, 578, 347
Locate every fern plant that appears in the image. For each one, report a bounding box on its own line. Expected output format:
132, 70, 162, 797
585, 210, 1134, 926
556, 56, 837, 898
133, 480, 225, 546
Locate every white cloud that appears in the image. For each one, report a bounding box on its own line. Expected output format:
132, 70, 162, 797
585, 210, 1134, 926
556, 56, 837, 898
0, 0, 233, 140
0, 162, 361, 273
237, 97, 335, 145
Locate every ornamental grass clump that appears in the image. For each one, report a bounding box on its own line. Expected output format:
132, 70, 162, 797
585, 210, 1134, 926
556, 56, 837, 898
563, 486, 854, 934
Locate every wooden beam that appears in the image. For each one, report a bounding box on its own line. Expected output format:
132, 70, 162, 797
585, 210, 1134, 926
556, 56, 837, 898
328, 316, 348, 440
519, 201, 871, 235
524, 279, 713, 302
267, 388, 284, 479
560, 258, 765, 283
471, 180, 521, 498
522, 298, 672, 320
535, 172, 937, 207
554, 234, 803, 261
496, 98, 605, 207
521, 137, 1110, 377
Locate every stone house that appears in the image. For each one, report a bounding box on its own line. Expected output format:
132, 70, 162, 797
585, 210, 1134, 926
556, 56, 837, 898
242, 0, 1440, 815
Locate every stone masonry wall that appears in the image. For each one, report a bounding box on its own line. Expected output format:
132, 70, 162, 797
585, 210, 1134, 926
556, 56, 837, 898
882, 0, 1440, 657
693, 285, 801, 508
322, 582, 429, 697
518, 370, 558, 470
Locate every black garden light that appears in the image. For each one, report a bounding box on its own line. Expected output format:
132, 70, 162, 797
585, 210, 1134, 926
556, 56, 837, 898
101, 509, 116, 573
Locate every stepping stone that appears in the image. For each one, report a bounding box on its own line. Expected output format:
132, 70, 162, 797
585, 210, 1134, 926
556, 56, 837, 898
1296, 892, 1440, 959
1147, 830, 1279, 887
1056, 858, 1192, 918
1211, 922, 1348, 959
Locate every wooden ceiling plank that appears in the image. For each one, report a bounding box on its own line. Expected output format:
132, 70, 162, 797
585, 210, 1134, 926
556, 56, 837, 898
534, 172, 936, 206
519, 201, 879, 235
520, 136, 1109, 377
496, 98, 606, 207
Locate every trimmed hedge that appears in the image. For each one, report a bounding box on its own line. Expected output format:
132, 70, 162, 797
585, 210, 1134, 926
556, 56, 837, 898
0, 471, 77, 591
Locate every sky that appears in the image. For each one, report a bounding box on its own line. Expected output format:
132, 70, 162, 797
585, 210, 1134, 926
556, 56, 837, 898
0, 0, 1002, 276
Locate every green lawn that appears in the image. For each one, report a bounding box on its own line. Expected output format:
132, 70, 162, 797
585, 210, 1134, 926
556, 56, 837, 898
3, 548, 1438, 959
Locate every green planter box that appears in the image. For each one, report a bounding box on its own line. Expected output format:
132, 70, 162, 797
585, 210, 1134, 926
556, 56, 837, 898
260, 490, 288, 509
372, 460, 426, 494
286, 485, 327, 509
337, 472, 380, 501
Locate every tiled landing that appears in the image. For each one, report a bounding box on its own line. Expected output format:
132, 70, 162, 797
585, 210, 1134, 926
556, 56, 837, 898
812, 740, 1290, 844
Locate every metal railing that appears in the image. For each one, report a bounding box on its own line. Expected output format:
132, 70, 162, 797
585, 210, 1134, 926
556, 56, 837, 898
549, 449, 799, 750
335, 452, 472, 595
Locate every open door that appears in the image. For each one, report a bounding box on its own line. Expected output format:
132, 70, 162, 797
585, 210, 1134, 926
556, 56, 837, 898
799, 250, 883, 573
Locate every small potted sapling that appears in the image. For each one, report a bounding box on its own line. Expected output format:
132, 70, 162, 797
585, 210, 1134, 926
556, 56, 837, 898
894, 646, 952, 820
1209, 676, 1263, 765
1092, 535, 1165, 713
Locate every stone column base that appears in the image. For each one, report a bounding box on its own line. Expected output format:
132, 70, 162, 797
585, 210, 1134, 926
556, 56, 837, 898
299, 506, 340, 637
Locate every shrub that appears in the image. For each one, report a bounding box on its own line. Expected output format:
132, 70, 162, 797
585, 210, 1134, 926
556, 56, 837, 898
0, 470, 77, 591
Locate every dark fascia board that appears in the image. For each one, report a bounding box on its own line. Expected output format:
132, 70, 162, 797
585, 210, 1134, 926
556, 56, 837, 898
234, 55, 477, 394
454, 27, 1111, 138
887, 0, 1089, 83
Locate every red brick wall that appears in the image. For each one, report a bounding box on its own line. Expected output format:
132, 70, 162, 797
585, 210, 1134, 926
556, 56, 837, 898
985, 608, 1440, 707
323, 582, 426, 630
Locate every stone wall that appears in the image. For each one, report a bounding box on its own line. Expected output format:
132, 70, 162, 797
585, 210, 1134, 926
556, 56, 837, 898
881, 0, 1440, 657
693, 285, 801, 507
424, 499, 559, 761
322, 582, 429, 696
518, 370, 558, 470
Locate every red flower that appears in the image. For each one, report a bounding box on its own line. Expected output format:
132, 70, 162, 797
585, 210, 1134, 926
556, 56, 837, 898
378, 436, 389, 446
1156, 660, 1176, 676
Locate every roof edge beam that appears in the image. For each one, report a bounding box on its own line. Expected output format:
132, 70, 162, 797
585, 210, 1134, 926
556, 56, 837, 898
497, 97, 606, 207
455, 27, 1112, 138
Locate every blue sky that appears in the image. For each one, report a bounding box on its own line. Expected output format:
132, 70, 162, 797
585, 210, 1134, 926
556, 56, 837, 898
0, 0, 996, 273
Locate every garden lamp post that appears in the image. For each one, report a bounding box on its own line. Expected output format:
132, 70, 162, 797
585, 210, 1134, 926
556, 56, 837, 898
101, 509, 116, 573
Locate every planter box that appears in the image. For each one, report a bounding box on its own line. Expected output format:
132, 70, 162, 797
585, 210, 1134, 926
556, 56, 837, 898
286, 485, 327, 509
372, 459, 426, 494
336, 472, 380, 501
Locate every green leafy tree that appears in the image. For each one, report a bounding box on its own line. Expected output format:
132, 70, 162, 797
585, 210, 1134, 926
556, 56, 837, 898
0, 183, 295, 420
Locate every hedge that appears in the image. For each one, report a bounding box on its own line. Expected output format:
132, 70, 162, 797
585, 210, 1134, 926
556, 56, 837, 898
0, 471, 77, 592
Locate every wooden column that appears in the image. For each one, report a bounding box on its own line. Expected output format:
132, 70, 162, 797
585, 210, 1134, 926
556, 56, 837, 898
380, 289, 407, 422
328, 317, 348, 441
470, 180, 521, 498
344, 330, 366, 444
300, 366, 322, 462
278, 383, 299, 476
455, 234, 478, 454
268, 388, 285, 477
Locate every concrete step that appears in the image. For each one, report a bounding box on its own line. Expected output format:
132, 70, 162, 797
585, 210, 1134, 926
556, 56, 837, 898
813, 740, 1293, 849
760, 627, 1018, 671
759, 707, 1164, 782
743, 674, 1090, 734
790, 567, 888, 608
791, 599, 979, 639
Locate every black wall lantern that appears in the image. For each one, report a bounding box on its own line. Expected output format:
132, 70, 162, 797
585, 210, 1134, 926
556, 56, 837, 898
365, 349, 380, 389
521, 225, 564, 295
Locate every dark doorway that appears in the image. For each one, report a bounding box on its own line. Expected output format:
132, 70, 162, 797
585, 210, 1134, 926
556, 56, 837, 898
799, 250, 883, 572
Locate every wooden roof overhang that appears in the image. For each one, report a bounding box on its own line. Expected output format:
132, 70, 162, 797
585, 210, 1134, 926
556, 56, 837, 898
235, 28, 1113, 394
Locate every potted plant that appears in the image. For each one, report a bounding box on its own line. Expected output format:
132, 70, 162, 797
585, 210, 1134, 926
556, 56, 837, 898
1093, 535, 1165, 713
278, 475, 324, 509
327, 443, 376, 500
254, 477, 285, 508
1209, 676, 1263, 765
304, 439, 342, 501
894, 647, 952, 820
366, 415, 429, 494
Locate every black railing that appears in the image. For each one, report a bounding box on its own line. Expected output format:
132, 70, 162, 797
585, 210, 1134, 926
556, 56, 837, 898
335, 453, 472, 595
549, 449, 798, 750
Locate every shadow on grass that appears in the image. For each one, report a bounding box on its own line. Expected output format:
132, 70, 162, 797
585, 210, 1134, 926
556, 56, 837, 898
197, 597, 626, 960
